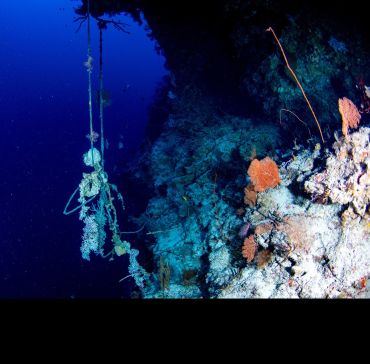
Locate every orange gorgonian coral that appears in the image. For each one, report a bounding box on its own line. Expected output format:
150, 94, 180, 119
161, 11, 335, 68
247, 157, 281, 192
338, 97, 361, 140
242, 235, 257, 262
244, 184, 257, 207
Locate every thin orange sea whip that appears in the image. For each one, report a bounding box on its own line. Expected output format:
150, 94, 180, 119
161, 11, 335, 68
266, 27, 325, 143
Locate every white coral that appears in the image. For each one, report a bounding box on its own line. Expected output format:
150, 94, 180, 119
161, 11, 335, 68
83, 147, 101, 167
305, 127, 370, 217
80, 215, 100, 261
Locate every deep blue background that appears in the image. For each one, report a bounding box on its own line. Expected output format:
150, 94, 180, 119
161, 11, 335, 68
0, 0, 166, 298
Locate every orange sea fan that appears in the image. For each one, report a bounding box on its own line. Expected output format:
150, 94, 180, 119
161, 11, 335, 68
247, 157, 281, 192
244, 184, 257, 207
338, 97, 361, 139
242, 235, 257, 262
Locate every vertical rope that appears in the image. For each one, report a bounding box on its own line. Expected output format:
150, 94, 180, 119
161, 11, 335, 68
99, 25, 105, 170
87, 0, 95, 165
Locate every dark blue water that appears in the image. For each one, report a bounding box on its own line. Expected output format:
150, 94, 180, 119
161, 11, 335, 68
0, 0, 166, 298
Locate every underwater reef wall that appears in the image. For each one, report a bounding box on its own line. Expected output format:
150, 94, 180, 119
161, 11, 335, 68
76, 1, 370, 298
136, 117, 369, 298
